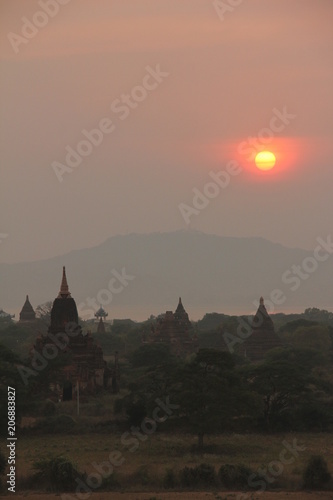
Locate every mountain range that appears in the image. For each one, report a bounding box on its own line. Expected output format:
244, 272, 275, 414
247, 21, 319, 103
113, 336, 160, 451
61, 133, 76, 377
0, 231, 332, 321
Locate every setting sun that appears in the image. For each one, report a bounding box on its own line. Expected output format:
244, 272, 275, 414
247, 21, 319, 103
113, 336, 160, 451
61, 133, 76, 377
255, 151, 276, 171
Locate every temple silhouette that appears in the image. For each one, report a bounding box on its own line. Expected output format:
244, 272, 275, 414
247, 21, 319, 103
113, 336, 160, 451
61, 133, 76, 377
16, 267, 287, 401
95, 305, 108, 334
238, 297, 283, 361
145, 297, 198, 357
32, 267, 119, 401
19, 295, 36, 322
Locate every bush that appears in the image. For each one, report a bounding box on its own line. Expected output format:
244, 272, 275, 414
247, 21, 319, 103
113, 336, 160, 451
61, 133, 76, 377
101, 471, 121, 490
180, 463, 217, 488
129, 465, 151, 486
163, 468, 177, 489
218, 463, 253, 489
303, 455, 331, 490
32, 455, 82, 492
126, 400, 147, 426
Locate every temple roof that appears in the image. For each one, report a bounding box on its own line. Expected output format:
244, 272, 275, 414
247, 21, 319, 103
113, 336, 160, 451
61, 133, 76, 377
19, 295, 36, 321
95, 306, 108, 318
20, 295, 35, 314
174, 297, 192, 327
252, 296, 274, 331
49, 267, 78, 334
57, 266, 71, 299
175, 297, 186, 314
238, 297, 282, 362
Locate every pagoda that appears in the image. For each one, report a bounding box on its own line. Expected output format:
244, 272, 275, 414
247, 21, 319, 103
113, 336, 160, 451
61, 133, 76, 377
33, 267, 119, 400
239, 297, 283, 362
95, 305, 108, 334
19, 295, 36, 322
174, 297, 192, 329
147, 297, 198, 357
48, 267, 79, 334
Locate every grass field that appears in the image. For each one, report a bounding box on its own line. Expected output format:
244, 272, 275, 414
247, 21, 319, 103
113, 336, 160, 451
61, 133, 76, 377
7, 492, 333, 500
2, 430, 332, 496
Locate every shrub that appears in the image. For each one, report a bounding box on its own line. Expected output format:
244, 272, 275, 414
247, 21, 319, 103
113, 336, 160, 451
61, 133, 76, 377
218, 463, 253, 489
163, 468, 177, 489
32, 455, 82, 492
126, 400, 147, 426
180, 463, 217, 488
101, 471, 120, 490
129, 465, 151, 486
303, 455, 331, 490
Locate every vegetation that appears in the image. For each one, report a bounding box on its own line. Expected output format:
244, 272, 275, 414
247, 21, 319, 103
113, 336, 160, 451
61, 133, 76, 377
10, 432, 333, 494
179, 463, 217, 488
1, 308, 333, 494
302, 455, 332, 490
32, 455, 82, 491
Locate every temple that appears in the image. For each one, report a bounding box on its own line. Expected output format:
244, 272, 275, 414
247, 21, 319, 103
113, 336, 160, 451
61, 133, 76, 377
145, 298, 198, 357
32, 267, 119, 401
95, 306, 108, 334
239, 297, 283, 362
19, 295, 36, 322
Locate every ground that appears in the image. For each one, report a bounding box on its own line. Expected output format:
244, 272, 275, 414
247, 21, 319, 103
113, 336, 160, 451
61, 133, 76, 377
7, 492, 333, 499
2, 431, 333, 497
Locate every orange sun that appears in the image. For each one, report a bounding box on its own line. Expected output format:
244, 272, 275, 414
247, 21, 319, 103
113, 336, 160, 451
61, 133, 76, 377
255, 151, 276, 171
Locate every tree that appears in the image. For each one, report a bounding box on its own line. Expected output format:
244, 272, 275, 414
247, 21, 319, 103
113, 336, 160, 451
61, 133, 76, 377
241, 347, 333, 431
303, 455, 331, 490
0, 343, 30, 434
304, 308, 333, 324
173, 349, 258, 450
118, 351, 180, 425
35, 301, 53, 324
129, 343, 173, 368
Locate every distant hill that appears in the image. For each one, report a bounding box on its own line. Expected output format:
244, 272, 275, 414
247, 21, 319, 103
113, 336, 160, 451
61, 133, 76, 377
0, 231, 332, 320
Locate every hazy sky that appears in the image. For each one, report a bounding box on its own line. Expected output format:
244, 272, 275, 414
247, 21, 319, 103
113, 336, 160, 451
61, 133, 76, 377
1, 0, 332, 263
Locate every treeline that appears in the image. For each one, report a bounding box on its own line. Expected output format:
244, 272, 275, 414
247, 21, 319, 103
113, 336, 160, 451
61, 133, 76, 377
115, 342, 333, 449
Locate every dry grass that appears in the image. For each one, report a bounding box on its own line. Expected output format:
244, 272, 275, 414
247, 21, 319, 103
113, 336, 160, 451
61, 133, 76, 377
13, 431, 333, 476
2, 431, 333, 495
7, 491, 333, 499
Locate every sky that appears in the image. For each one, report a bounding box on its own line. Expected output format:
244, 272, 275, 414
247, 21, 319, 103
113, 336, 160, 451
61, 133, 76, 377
0, 0, 332, 264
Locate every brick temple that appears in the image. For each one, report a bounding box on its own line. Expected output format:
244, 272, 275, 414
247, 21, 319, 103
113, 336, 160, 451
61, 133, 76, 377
19, 295, 36, 322
95, 305, 108, 334
239, 297, 283, 362
146, 297, 198, 357
33, 267, 119, 400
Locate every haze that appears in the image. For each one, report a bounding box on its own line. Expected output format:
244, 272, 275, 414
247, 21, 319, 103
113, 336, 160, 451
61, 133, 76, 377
0, 0, 332, 264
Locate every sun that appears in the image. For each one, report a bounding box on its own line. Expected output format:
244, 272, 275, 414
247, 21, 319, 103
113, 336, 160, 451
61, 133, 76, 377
255, 151, 276, 171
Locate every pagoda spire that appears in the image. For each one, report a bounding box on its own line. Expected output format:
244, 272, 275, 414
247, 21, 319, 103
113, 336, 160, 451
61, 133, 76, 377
58, 266, 71, 298
175, 296, 186, 314
19, 294, 36, 322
